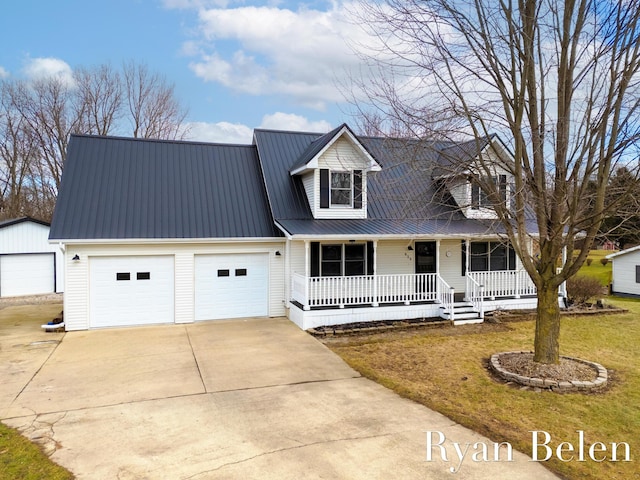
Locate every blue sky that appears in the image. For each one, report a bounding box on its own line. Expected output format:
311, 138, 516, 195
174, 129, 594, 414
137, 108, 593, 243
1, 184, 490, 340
0, 0, 372, 144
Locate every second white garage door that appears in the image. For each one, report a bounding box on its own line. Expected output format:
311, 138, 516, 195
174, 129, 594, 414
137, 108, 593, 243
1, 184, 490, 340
195, 253, 269, 320
89, 256, 175, 328
0, 253, 55, 297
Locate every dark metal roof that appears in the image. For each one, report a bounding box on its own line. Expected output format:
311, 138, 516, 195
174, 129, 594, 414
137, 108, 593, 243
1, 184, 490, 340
49, 135, 281, 240
288, 124, 345, 173
0, 217, 50, 229
255, 130, 538, 237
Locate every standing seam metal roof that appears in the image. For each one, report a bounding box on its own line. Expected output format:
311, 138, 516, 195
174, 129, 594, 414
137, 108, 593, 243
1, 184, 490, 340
49, 135, 281, 240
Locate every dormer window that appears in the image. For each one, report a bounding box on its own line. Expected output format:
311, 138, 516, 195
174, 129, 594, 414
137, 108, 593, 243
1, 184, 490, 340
331, 172, 352, 206
320, 169, 363, 210
471, 175, 507, 209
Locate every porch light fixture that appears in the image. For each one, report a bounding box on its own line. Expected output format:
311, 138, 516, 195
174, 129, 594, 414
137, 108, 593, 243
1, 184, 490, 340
407, 245, 414, 251
72, 254, 80, 261
275, 251, 281, 256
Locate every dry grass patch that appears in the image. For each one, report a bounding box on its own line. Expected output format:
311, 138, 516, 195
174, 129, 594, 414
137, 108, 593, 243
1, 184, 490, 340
325, 298, 640, 480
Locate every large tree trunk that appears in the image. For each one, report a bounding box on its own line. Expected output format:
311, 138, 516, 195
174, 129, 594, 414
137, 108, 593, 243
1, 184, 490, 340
533, 282, 561, 364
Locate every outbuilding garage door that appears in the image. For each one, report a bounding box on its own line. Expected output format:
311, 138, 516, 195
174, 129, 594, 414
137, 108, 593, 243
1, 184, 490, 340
0, 253, 55, 297
89, 256, 174, 328
195, 253, 269, 320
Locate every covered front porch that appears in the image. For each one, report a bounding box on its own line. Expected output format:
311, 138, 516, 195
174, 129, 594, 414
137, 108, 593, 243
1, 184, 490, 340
286, 238, 541, 330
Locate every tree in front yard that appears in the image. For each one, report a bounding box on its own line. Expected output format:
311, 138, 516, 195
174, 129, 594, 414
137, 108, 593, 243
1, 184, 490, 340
351, 0, 640, 363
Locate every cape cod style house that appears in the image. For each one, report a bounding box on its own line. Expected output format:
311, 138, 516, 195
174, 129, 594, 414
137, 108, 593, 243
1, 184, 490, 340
49, 124, 540, 331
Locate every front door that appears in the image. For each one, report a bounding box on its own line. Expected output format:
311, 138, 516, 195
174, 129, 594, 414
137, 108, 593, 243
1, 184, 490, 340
415, 241, 436, 293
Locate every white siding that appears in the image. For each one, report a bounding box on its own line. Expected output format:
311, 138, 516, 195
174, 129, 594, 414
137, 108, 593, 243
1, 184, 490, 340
376, 240, 413, 275
611, 250, 640, 296
313, 138, 369, 220
0, 220, 64, 293
63, 241, 285, 330
438, 239, 465, 291
301, 172, 315, 210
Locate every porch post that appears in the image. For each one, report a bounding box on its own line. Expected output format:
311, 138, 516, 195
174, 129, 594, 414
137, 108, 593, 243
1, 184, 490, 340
464, 238, 470, 301
560, 245, 568, 299
436, 239, 441, 302
285, 238, 291, 308
304, 240, 310, 311
372, 240, 379, 307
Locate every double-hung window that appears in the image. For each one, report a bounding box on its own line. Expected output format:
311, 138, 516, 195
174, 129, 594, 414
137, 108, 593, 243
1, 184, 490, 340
469, 242, 516, 272
318, 244, 366, 276
471, 175, 507, 209
331, 171, 352, 206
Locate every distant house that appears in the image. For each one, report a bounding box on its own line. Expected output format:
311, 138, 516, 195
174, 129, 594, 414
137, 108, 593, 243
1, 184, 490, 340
50, 125, 543, 331
0, 217, 64, 297
607, 247, 640, 297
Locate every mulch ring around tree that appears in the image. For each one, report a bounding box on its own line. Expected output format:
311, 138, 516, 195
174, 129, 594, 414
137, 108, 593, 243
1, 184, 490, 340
489, 351, 608, 393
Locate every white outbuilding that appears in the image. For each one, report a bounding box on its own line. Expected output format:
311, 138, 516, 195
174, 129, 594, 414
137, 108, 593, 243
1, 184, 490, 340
607, 246, 640, 297
0, 217, 64, 297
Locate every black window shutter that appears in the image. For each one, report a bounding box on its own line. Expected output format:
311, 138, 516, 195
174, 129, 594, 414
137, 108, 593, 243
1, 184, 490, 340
310, 242, 320, 277
471, 183, 480, 208
461, 240, 467, 276
508, 244, 516, 270
320, 169, 329, 208
366, 241, 374, 275
354, 170, 363, 209
499, 175, 507, 203
636, 266, 640, 283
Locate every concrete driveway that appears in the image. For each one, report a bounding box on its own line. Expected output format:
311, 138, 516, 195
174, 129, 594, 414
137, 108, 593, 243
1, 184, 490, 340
0, 303, 559, 479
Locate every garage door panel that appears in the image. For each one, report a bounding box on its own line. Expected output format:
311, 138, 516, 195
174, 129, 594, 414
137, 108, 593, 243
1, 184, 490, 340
0, 253, 55, 297
90, 256, 174, 328
195, 254, 268, 321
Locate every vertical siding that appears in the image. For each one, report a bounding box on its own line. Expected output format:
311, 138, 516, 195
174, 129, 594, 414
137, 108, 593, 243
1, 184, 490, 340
174, 253, 194, 323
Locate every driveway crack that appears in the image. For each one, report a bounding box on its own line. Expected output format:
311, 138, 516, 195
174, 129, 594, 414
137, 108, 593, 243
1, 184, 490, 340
185, 326, 206, 393
182, 432, 395, 479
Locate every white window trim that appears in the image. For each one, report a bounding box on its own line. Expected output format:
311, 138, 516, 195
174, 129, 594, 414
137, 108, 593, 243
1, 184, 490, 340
330, 170, 353, 208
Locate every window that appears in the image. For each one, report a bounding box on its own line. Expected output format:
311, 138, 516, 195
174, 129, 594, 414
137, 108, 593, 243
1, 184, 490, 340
469, 242, 516, 272
116, 272, 130, 281
636, 266, 640, 283
217, 269, 230, 277
471, 175, 507, 209
235, 269, 247, 276
320, 244, 366, 277
136, 272, 151, 280
331, 172, 352, 206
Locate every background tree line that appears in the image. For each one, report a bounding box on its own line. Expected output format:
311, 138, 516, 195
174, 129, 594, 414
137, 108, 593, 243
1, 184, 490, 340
0, 61, 188, 222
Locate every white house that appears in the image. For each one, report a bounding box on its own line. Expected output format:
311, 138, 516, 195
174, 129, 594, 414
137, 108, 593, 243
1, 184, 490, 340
50, 125, 540, 331
607, 246, 640, 297
0, 217, 64, 297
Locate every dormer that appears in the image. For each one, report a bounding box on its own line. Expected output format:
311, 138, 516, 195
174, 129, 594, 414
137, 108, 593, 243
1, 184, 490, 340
290, 124, 381, 219
435, 135, 514, 220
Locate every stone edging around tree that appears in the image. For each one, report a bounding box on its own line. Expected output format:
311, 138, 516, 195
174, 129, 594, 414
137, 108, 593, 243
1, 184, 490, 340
489, 351, 608, 392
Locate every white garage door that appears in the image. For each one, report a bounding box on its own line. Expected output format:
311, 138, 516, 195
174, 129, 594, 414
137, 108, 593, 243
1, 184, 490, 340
0, 253, 55, 297
195, 253, 269, 320
90, 256, 174, 328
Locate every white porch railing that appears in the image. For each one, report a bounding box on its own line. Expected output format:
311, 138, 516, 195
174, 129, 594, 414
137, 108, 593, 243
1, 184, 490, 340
468, 270, 536, 299
466, 274, 485, 320
291, 273, 449, 310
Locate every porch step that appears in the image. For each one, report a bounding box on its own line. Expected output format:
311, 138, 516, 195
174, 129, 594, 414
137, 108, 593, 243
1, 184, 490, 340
439, 302, 482, 322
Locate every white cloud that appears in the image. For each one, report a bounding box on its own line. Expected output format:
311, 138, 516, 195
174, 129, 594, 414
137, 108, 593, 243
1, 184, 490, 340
183, 113, 332, 144
22, 57, 75, 86
259, 112, 332, 133
0, 66, 9, 79
186, 3, 371, 110
184, 121, 254, 144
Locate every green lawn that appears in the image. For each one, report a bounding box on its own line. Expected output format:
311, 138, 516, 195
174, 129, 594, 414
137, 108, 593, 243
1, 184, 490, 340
0, 422, 74, 480
326, 297, 640, 480
578, 249, 615, 286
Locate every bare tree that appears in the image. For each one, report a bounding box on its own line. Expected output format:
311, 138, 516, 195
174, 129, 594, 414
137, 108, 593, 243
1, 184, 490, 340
354, 0, 640, 363
0, 61, 189, 221
123, 61, 188, 140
